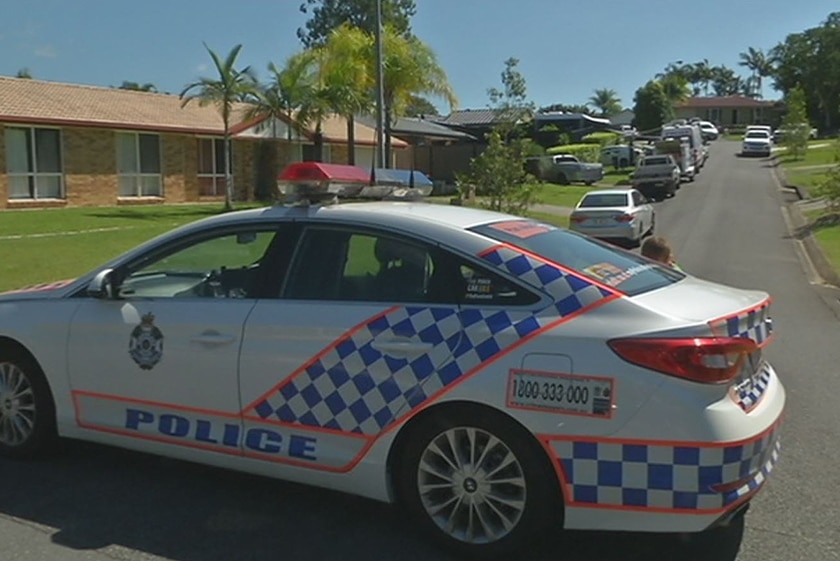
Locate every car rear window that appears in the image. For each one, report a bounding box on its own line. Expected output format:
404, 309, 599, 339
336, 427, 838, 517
579, 193, 628, 207
642, 157, 669, 166
471, 220, 684, 296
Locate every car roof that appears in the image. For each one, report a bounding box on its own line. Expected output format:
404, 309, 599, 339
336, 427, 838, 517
581, 189, 632, 197
170, 201, 522, 235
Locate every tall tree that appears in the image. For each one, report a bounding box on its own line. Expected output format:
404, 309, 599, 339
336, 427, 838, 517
771, 12, 840, 130
633, 80, 674, 133
404, 95, 439, 117
379, 27, 457, 164
487, 57, 532, 140
538, 103, 592, 115
180, 44, 257, 210
781, 86, 810, 160
710, 65, 743, 96
587, 88, 622, 117
297, 0, 416, 48
320, 24, 375, 164
738, 47, 773, 98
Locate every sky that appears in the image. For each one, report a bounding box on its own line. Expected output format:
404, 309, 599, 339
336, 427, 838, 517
0, 0, 837, 115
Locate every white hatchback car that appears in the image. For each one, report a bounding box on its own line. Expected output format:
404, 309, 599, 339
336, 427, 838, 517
0, 197, 784, 558
569, 188, 654, 246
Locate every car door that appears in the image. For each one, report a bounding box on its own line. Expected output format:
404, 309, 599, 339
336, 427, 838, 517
238, 225, 465, 471
67, 223, 288, 460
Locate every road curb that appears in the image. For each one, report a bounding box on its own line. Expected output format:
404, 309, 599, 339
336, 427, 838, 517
772, 157, 840, 287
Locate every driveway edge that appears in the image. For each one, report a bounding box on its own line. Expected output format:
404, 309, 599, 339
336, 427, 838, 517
772, 158, 840, 287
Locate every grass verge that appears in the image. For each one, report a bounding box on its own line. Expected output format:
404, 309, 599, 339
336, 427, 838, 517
804, 209, 840, 275
0, 203, 264, 292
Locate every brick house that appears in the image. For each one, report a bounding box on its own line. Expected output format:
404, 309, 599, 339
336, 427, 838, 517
674, 96, 780, 128
0, 76, 403, 209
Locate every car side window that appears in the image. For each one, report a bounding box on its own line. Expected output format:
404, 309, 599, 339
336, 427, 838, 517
118, 228, 278, 299
453, 260, 541, 306
283, 227, 436, 303
632, 192, 643, 206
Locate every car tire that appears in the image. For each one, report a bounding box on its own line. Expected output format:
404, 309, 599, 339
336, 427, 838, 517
393, 405, 561, 559
584, 180, 594, 186
557, 173, 569, 186
619, 158, 628, 168
0, 349, 57, 459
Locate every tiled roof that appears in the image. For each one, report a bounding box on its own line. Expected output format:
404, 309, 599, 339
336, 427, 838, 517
678, 96, 777, 109
0, 75, 401, 145
431, 109, 501, 127
357, 115, 474, 140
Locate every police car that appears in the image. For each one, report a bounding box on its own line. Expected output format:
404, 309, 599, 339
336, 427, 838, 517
0, 165, 784, 559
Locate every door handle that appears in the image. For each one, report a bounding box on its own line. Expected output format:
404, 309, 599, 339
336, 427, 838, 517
372, 339, 434, 355
190, 331, 237, 346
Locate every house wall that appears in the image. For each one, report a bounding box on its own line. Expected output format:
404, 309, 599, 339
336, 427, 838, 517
0, 125, 7, 208
674, 106, 776, 127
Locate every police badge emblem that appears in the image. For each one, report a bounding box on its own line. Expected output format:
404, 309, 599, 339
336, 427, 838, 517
129, 312, 164, 370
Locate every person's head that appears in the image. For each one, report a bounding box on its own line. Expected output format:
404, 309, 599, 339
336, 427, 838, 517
641, 236, 675, 266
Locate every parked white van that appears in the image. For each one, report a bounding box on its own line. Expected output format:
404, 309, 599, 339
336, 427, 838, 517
661, 124, 705, 172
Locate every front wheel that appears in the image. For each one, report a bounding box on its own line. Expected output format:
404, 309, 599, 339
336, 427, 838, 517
394, 408, 561, 559
0, 350, 57, 459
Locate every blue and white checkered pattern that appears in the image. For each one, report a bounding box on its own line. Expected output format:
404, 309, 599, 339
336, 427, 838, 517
550, 428, 780, 511
250, 247, 615, 435
711, 301, 773, 345
734, 362, 773, 412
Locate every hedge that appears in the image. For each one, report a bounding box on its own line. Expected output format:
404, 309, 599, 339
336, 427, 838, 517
545, 143, 600, 162
581, 131, 622, 146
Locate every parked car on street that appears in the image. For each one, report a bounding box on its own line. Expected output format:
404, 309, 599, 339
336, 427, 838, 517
569, 188, 654, 246
653, 138, 696, 182
772, 125, 818, 142
0, 167, 785, 559
631, 155, 681, 200
697, 121, 720, 141
550, 154, 604, 185
742, 130, 773, 157
600, 145, 644, 168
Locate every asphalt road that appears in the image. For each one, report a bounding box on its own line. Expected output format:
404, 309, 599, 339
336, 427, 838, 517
1, 141, 838, 560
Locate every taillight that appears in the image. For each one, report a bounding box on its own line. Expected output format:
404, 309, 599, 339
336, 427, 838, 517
608, 337, 757, 384
570, 214, 586, 223
615, 214, 633, 222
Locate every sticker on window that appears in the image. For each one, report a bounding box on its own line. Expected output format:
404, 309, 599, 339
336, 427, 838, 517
488, 220, 554, 239
583, 262, 654, 287
506, 369, 614, 418
464, 277, 494, 300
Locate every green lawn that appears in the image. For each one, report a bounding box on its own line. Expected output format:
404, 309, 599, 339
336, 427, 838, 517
777, 139, 838, 167
805, 209, 840, 275
532, 182, 596, 208
0, 203, 263, 292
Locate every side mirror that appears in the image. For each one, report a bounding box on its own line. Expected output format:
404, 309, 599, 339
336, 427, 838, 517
86, 269, 117, 299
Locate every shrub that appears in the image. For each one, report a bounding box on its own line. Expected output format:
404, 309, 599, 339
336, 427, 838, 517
814, 139, 840, 212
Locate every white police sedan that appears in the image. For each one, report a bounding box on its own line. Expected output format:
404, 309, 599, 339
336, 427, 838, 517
0, 197, 784, 558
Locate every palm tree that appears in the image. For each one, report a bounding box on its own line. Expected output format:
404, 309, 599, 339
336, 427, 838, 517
738, 47, 773, 98
321, 24, 375, 165
379, 28, 457, 165
180, 43, 256, 210
587, 88, 622, 117
659, 75, 691, 105
690, 59, 714, 97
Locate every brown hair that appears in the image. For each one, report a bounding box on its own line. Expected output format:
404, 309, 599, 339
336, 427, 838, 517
641, 236, 673, 264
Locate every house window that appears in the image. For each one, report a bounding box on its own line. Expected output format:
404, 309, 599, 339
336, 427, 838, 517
5, 127, 64, 199
197, 138, 228, 196
117, 132, 162, 197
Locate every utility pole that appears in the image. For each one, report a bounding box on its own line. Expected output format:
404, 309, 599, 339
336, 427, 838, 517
374, 0, 386, 168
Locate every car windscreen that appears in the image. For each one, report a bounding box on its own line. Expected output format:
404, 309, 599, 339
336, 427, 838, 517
745, 132, 769, 139
579, 194, 628, 208
471, 220, 684, 296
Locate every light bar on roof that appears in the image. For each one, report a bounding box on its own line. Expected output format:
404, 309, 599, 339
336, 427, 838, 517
277, 163, 433, 201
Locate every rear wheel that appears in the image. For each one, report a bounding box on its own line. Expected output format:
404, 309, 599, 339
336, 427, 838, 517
556, 172, 569, 185
0, 350, 56, 459
394, 407, 561, 559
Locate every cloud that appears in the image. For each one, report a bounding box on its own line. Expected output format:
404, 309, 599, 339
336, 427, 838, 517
34, 44, 57, 58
